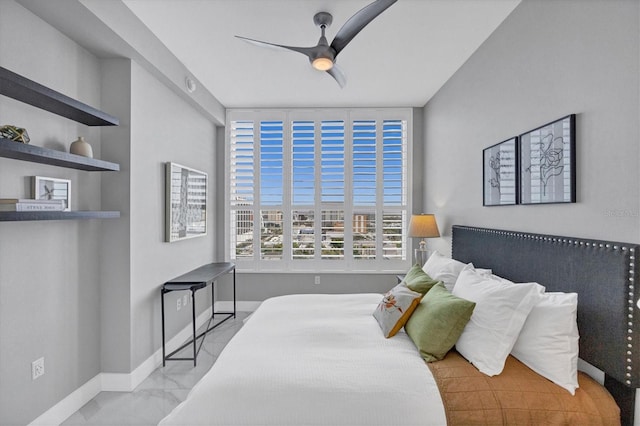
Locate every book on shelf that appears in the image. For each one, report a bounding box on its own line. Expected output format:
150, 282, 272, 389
0, 198, 63, 204
0, 199, 65, 211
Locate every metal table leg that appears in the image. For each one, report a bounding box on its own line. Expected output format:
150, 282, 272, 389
161, 288, 166, 367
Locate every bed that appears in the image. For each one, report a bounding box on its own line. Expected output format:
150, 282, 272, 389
159, 225, 639, 425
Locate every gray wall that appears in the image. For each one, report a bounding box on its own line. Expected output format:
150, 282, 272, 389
100, 58, 133, 374
100, 57, 219, 373
218, 273, 399, 302
423, 0, 640, 255
0, 1, 104, 423
0, 1, 217, 423
128, 59, 216, 369
98, 50, 218, 374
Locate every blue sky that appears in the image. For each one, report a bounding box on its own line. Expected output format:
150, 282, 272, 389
257, 120, 404, 207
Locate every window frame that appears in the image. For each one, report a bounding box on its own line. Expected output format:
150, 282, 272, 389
225, 108, 413, 273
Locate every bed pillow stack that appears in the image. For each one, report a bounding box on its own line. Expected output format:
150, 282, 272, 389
412, 251, 580, 394
380, 262, 477, 362
443, 261, 580, 394
377, 252, 580, 394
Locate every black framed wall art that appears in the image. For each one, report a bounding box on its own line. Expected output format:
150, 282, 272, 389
519, 114, 576, 204
483, 137, 518, 206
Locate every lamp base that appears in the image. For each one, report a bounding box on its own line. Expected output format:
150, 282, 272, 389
414, 249, 430, 267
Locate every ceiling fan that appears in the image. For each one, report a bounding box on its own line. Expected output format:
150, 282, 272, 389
235, 0, 397, 88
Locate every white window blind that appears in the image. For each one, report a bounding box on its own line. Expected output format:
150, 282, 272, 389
321, 121, 345, 204
226, 109, 412, 272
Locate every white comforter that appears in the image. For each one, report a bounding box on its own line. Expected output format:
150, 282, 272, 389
159, 293, 446, 426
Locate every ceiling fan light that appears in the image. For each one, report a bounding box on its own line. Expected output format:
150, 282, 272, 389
312, 57, 334, 71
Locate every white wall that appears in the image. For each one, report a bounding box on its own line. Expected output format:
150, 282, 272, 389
423, 0, 640, 254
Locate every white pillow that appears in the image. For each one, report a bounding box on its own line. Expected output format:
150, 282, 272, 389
453, 267, 545, 376
511, 292, 579, 394
422, 251, 467, 292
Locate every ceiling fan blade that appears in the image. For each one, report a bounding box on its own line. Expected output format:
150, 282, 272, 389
330, 0, 397, 56
235, 35, 316, 58
327, 65, 346, 88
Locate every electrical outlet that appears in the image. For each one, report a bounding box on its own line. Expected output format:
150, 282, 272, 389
182, 295, 188, 307
177, 297, 182, 311
32, 357, 44, 380
314, 275, 321, 285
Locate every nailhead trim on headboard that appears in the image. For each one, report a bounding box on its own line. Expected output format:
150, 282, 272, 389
627, 247, 635, 385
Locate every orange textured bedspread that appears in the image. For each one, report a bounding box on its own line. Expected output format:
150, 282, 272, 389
428, 351, 620, 425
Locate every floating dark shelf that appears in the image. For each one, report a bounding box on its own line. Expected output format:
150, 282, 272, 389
0, 138, 119, 171
0, 69, 121, 222
0, 66, 119, 126
0, 211, 120, 222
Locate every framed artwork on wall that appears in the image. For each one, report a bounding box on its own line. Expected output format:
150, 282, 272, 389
519, 114, 576, 205
165, 162, 208, 242
483, 137, 518, 206
33, 176, 71, 211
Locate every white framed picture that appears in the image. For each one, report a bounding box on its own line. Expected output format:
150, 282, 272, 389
165, 162, 208, 242
33, 176, 71, 211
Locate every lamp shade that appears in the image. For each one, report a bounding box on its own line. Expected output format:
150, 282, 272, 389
408, 214, 440, 238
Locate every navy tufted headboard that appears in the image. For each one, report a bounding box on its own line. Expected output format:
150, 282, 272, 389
452, 225, 639, 425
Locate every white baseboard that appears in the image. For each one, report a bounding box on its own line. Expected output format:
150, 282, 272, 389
28, 374, 102, 426
29, 301, 260, 425
101, 306, 216, 392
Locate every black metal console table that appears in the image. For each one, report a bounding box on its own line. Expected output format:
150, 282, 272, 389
161, 262, 236, 366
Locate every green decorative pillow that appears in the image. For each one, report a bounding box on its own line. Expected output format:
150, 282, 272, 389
403, 263, 440, 295
373, 283, 423, 338
405, 282, 476, 362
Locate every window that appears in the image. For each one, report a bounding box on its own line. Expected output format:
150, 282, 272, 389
227, 109, 412, 272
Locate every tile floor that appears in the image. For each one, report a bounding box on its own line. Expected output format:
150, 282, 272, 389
62, 312, 249, 426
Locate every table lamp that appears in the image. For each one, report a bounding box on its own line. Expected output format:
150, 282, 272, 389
408, 214, 440, 266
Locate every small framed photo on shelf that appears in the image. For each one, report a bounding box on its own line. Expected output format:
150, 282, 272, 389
33, 176, 71, 211
519, 114, 576, 205
483, 137, 518, 206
